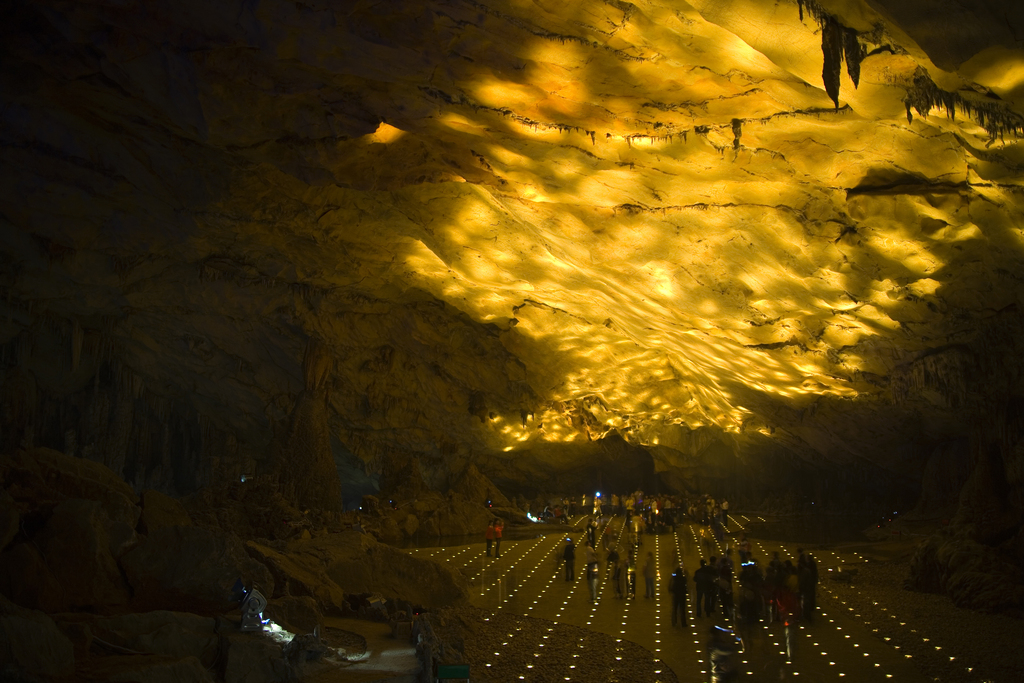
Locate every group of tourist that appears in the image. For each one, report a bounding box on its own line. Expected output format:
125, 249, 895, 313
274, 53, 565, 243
553, 490, 819, 624
484, 519, 504, 557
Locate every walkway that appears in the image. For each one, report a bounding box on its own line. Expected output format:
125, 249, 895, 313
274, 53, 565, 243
406, 514, 929, 682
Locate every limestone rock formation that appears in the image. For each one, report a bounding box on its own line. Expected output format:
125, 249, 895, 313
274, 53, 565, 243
245, 540, 349, 616
1, 448, 140, 528
88, 611, 220, 669
0, 593, 75, 680
252, 530, 467, 610
262, 595, 323, 636
120, 526, 274, 613
35, 498, 132, 610
139, 489, 194, 534
4, 0, 1024, 609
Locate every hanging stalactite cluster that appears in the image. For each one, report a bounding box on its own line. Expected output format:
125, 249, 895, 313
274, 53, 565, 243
904, 70, 1024, 140
797, 0, 865, 108
889, 346, 974, 409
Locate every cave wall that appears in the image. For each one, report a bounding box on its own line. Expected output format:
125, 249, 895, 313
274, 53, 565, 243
3, 0, 1024, 519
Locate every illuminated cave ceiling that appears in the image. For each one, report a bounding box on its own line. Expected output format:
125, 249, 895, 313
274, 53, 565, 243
3, 0, 1024, 484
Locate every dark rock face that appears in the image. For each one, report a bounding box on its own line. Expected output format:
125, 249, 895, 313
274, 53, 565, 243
36, 498, 132, 610
909, 530, 1024, 615
907, 406, 1024, 614
89, 611, 220, 669
139, 489, 193, 534
262, 595, 323, 636
0, 542, 65, 614
120, 526, 274, 613
252, 530, 468, 610
245, 541, 348, 616
0, 593, 75, 679
2, 448, 140, 527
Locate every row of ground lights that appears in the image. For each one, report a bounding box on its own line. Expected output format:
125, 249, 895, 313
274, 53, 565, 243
754, 531, 906, 679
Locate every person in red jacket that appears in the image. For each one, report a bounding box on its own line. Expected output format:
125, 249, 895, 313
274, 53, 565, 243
485, 520, 495, 556
494, 519, 504, 558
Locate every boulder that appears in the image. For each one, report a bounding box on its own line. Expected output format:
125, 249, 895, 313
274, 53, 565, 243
0, 542, 66, 613
263, 596, 323, 635
221, 632, 288, 683
36, 499, 131, 609
244, 542, 347, 616
139, 490, 193, 534
317, 531, 467, 608
90, 611, 219, 668
121, 526, 273, 613
103, 655, 214, 683
1, 448, 140, 527
0, 593, 75, 679
909, 529, 1024, 614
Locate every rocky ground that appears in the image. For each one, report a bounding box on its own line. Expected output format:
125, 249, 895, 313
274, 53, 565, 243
822, 551, 1024, 683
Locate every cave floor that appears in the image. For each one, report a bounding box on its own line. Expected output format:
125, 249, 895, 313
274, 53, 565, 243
406, 515, 947, 682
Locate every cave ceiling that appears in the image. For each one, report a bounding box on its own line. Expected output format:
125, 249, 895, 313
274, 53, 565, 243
3, 0, 1024, 485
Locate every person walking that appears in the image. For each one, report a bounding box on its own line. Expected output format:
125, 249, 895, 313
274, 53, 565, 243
643, 551, 656, 599
669, 562, 689, 627
494, 519, 504, 558
485, 520, 495, 557
721, 498, 729, 528
608, 547, 622, 597
562, 537, 576, 581
717, 553, 735, 620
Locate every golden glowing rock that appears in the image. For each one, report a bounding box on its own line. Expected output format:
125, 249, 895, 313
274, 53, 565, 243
2, 0, 1024, 485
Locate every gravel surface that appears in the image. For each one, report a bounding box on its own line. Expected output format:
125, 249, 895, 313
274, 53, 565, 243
821, 560, 1024, 683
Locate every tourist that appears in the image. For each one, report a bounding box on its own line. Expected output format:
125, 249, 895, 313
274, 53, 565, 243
737, 558, 762, 624
737, 533, 751, 563
485, 520, 494, 557
562, 537, 575, 581
643, 551, 656, 598
586, 542, 600, 602
717, 552, 735, 620
607, 545, 620, 571
797, 555, 816, 623
494, 519, 503, 558
694, 558, 716, 617
721, 498, 729, 528
708, 625, 744, 682
615, 553, 627, 598
669, 562, 689, 627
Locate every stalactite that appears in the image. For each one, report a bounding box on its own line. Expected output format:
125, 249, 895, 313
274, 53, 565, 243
890, 347, 973, 408
843, 28, 864, 88
797, 0, 865, 109
903, 70, 1024, 139
820, 15, 844, 108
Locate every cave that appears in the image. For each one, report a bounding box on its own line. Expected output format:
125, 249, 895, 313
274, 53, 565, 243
2, 0, 1024, 681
